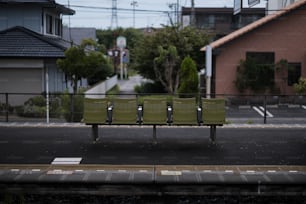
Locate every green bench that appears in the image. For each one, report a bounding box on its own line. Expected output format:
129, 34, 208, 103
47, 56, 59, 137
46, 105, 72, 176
83, 97, 226, 144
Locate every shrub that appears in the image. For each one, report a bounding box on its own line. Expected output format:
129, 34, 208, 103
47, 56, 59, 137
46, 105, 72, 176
61, 91, 84, 122
293, 77, 306, 95
134, 81, 166, 94
15, 95, 61, 118
178, 56, 199, 97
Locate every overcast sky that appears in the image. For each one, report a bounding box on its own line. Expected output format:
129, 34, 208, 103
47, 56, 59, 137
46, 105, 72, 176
57, 0, 266, 29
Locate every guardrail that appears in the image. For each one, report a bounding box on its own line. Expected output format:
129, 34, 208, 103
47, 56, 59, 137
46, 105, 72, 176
0, 93, 305, 124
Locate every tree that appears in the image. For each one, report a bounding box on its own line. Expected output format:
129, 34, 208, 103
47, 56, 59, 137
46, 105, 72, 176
178, 56, 199, 97
133, 26, 209, 92
154, 45, 180, 94
57, 39, 112, 93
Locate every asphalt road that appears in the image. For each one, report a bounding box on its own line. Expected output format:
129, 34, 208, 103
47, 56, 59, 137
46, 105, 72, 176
0, 126, 305, 166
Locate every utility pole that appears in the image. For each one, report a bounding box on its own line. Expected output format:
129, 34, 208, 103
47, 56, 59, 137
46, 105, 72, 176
176, 0, 180, 26
111, 0, 118, 29
190, 0, 196, 27
131, 1, 138, 28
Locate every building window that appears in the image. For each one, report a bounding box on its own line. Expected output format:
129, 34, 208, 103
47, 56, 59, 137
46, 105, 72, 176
288, 63, 301, 86
200, 15, 215, 29
45, 13, 62, 37
246, 52, 275, 66
54, 18, 62, 36
46, 14, 53, 34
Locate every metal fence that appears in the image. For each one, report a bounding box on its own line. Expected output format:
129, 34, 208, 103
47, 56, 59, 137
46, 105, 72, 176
0, 93, 305, 124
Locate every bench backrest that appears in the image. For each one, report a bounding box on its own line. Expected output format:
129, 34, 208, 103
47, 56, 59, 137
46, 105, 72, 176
111, 98, 138, 124
172, 97, 198, 125
202, 98, 225, 125
83, 98, 108, 124
142, 98, 168, 125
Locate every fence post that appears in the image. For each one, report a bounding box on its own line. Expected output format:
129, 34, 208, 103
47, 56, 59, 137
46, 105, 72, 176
5, 93, 8, 122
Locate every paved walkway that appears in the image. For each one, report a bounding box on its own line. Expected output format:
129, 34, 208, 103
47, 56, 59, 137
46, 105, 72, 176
118, 74, 147, 95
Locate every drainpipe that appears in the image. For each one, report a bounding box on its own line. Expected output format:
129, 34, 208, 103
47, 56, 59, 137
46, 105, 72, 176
206, 45, 212, 98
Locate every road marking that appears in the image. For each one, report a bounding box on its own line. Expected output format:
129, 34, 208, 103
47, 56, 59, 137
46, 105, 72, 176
31, 169, 41, 172
289, 170, 298, 173
267, 170, 276, 173
11, 169, 20, 172
202, 170, 212, 173
225, 170, 234, 173
246, 170, 255, 174
259, 106, 273, 117
252, 106, 273, 117
51, 157, 82, 165
302, 105, 306, 110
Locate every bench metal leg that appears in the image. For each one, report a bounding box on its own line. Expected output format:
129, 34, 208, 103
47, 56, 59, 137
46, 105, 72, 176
153, 125, 157, 144
92, 124, 99, 142
210, 125, 216, 143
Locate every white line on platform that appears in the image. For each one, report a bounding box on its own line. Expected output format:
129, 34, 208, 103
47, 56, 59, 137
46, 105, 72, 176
161, 170, 182, 176
51, 157, 82, 165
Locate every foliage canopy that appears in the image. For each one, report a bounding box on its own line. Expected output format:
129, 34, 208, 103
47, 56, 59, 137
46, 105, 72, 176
57, 39, 112, 93
132, 26, 209, 93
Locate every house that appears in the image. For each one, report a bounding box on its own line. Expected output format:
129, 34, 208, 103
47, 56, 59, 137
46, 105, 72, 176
182, 7, 265, 39
0, 0, 75, 105
201, 0, 306, 96
62, 26, 97, 46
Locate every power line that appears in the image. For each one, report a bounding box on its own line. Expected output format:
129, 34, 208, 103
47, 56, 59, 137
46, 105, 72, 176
68, 4, 168, 13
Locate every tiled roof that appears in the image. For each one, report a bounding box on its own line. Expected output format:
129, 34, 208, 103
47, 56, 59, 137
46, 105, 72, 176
201, 0, 306, 51
0, 0, 75, 15
0, 26, 69, 58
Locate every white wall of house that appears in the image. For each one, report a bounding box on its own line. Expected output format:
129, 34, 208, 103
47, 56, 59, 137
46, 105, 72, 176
267, 0, 299, 14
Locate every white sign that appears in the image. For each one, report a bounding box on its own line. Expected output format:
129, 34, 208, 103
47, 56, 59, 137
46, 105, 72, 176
116, 36, 126, 48
248, 0, 260, 7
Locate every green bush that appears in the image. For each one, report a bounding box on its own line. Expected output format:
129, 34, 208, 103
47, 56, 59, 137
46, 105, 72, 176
61, 91, 84, 122
178, 56, 199, 97
0, 102, 13, 115
293, 77, 306, 95
15, 95, 61, 118
234, 58, 275, 93
134, 81, 166, 94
